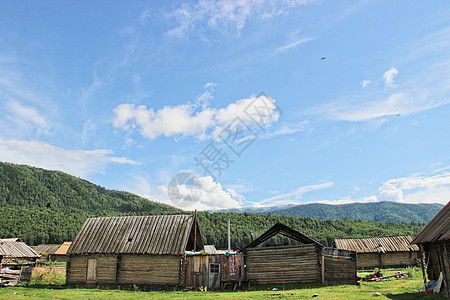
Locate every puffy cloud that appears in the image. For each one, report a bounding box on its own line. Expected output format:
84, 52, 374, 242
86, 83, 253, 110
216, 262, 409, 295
383, 67, 399, 87
0, 138, 139, 178
157, 174, 244, 210
378, 171, 450, 204
113, 94, 281, 140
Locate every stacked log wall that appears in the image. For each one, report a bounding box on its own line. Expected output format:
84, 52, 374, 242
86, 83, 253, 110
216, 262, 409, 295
117, 255, 180, 285
245, 244, 320, 284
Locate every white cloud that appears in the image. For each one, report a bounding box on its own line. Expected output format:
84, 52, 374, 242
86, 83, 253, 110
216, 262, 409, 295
261, 182, 333, 206
275, 37, 315, 53
0, 138, 139, 178
383, 67, 399, 87
5, 101, 52, 134
308, 88, 449, 122
156, 175, 244, 210
167, 0, 312, 37
378, 171, 450, 204
362, 80, 371, 88
113, 94, 281, 140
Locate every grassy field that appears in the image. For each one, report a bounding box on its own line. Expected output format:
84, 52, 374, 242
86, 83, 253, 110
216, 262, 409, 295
0, 267, 446, 299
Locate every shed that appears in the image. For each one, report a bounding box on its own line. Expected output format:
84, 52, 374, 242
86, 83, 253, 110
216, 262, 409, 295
412, 201, 450, 295
334, 235, 419, 269
242, 223, 357, 285
66, 215, 203, 286
0, 240, 40, 284
33, 242, 72, 262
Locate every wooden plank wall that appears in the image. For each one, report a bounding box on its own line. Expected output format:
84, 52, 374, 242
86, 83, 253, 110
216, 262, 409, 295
117, 255, 180, 285
245, 244, 320, 284
67, 255, 116, 284
185, 254, 244, 288
357, 252, 419, 269
323, 255, 356, 285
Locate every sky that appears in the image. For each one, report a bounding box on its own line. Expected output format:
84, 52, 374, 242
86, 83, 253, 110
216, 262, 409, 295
1, 0, 449, 210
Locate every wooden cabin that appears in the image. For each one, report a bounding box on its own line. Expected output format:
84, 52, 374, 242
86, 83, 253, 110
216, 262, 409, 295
242, 223, 357, 285
334, 235, 419, 269
0, 239, 40, 284
66, 215, 203, 286
412, 201, 450, 295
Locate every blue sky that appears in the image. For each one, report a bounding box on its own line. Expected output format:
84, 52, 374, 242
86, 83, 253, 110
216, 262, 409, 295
1, 0, 449, 210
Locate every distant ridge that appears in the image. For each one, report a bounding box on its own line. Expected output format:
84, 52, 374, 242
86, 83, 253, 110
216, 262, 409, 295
270, 202, 443, 223
217, 202, 443, 223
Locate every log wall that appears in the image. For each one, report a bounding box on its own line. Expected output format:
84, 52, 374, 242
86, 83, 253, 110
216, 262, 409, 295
67, 255, 117, 284
322, 248, 357, 285
67, 254, 181, 285
357, 251, 419, 269
245, 244, 320, 284
117, 255, 180, 285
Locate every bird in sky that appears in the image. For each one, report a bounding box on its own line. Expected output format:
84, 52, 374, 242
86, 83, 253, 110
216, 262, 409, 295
321, 57, 326, 60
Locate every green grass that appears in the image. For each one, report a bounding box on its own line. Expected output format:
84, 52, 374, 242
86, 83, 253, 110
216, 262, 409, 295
0, 277, 447, 299
0, 267, 445, 299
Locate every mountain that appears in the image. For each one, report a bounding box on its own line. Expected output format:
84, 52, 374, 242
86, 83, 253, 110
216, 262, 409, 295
0, 162, 180, 245
0, 162, 180, 216
0, 162, 430, 248
215, 204, 296, 214
269, 202, 444, 223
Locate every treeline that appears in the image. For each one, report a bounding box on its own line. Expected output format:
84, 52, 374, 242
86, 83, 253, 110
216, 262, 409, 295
0, 162, 427, 248
0, 206, 426, 248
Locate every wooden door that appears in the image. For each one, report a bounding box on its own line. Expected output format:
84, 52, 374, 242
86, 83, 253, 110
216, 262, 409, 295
87, 259, 98, 282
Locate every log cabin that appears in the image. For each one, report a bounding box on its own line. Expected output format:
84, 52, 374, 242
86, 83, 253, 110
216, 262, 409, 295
242, 223, 357, 285
412, 201, 450, 296
66, 215, 203, 286
334, 235, 420, 269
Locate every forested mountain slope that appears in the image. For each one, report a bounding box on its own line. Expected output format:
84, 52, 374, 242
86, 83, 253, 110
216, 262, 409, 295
270, 202, 443, 223
0, 162, 428, 248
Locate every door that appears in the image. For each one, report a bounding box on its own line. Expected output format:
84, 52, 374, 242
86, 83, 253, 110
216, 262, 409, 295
209, 263, 220, 289
87, 259, 98, 282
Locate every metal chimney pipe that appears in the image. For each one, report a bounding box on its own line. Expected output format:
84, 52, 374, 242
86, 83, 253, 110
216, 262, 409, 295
227, 219, 231, 252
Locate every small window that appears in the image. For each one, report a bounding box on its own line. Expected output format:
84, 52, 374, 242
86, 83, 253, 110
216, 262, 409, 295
210, 263, 220, 274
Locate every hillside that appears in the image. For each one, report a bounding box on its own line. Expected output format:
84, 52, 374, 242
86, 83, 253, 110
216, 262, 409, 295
0, 162, 428, 248
0, 162, 180, 216
269, 202, 444, 223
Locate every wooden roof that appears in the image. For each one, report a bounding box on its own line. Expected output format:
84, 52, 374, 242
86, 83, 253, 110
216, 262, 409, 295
68, 215, 203, 255
0, 241, 40, 259
0, 238, 23, 242
334, 235, 419, 253
32, 244, 61, 255
242, 222, 324, 250
412, 201, 450, 245
54, 242, 71, 255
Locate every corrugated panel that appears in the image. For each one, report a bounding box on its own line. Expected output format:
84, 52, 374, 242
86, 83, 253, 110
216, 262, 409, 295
0, 241, 40, 258
32, 244, 61, 254
0, 238, 23, 242
68, 215, 198, 255
412, 201, 450, 244
54, 242, 72, 255
334, 235, 419, 253
204, 245, 217, 254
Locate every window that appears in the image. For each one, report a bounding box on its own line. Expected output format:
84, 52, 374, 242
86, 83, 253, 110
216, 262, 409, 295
210, 263, 220, 274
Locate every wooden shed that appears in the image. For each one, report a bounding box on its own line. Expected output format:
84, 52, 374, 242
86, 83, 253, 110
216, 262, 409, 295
334, 235, 420, 269
412, 201, 450, 295
242, 223, 357, 285
0, 239, 40, 284
66, 215, 203, 286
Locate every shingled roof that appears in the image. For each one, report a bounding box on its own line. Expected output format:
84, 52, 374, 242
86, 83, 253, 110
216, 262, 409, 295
67, 215, 203, 255
412, 201, 450, 245
334, 235, 419, 253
